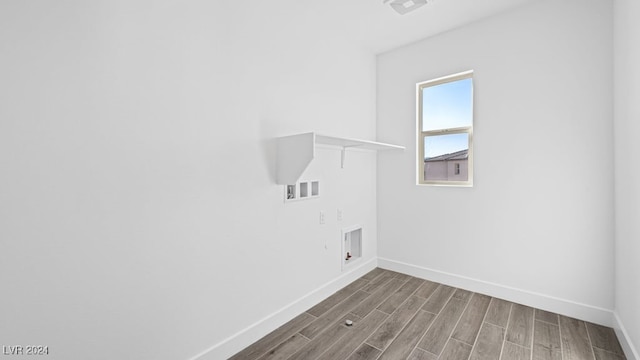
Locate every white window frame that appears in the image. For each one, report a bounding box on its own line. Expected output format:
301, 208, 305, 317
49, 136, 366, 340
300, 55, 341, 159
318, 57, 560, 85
417, 70, 474, 187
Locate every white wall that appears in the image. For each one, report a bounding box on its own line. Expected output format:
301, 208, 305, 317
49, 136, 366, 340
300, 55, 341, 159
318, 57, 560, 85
377, 0, 615, 324
614, 0, 640, 358
0, 1, 380, 359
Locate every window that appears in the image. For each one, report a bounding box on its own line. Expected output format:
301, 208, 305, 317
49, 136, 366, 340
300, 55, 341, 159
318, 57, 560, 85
417, 71, 473, 186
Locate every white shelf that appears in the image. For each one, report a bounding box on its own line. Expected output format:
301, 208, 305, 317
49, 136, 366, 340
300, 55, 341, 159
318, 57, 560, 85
276, 132, 404, 185
314, 134, 405, 151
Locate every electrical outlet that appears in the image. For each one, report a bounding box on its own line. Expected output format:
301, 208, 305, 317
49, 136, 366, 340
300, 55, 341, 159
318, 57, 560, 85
319, 211, 325, 225
337, 209, 343, 221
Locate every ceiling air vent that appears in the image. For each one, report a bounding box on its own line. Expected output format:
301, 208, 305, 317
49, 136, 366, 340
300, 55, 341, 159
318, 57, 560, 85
383, 0, 429, 15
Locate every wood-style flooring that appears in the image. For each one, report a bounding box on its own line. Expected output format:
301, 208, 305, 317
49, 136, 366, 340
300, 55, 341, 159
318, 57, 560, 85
230, 268, 626, 360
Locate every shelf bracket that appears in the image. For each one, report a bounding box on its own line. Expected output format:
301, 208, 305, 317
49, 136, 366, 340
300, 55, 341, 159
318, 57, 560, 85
340, 145, 363, 169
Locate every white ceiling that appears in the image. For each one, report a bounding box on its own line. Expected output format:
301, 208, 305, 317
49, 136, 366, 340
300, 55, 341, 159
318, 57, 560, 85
308, 0, 538, 54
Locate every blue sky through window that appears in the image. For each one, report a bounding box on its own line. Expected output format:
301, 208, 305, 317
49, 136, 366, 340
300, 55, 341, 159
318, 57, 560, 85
422, 77, 472, 158
424, 133, 468, 159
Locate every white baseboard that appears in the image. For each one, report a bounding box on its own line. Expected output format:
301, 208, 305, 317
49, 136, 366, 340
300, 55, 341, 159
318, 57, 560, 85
613, 312, 639, 360
378, 257, 614, 327
189, 258, 378, 360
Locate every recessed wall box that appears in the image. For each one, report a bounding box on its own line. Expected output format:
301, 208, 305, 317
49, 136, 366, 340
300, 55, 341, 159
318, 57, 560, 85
284, 180, 320, 203
342, 225, 362, 270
